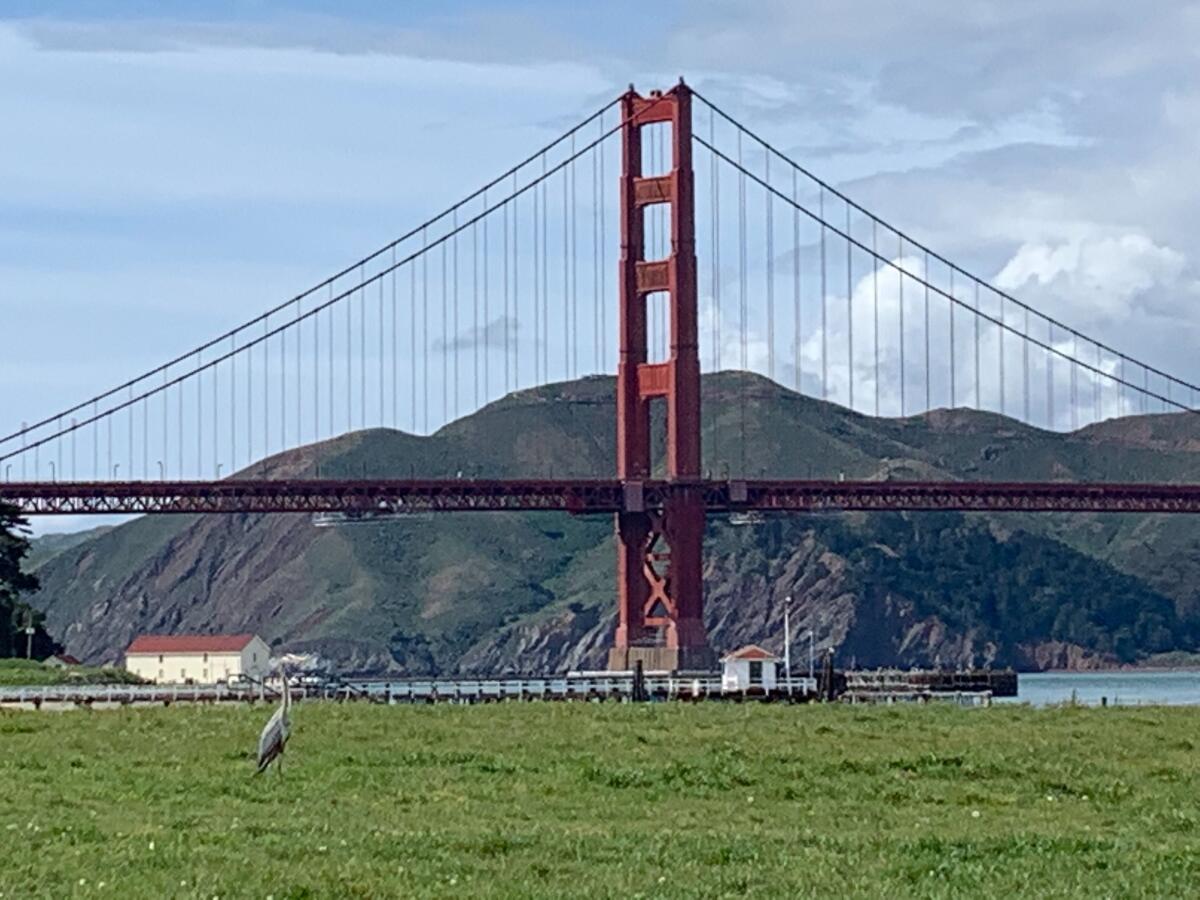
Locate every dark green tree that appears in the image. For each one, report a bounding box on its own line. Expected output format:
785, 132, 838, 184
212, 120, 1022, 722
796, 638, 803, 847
0, 502, 52, 659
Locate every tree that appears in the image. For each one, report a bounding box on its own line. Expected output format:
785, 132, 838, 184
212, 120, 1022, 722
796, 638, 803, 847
0, 502, 50, 658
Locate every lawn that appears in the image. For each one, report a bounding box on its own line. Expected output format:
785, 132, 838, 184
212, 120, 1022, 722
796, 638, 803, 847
1, 702, 1198, 898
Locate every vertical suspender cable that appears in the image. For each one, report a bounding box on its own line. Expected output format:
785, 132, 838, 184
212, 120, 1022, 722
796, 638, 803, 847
819, 187, 827, 399
593, 140, 601, 372
453, 211, 459, 418
1070, 334, 1078, 429
738, 131, 747, 374
949, 269, 956, 408
563, 161, 570, 378
378, 272, 385, 427
473, 214, 480, 409
873, 220, 880, 415
482, 198, 490, 403
1047, 320, 1055, 428
313, 288, 320, 440
327, 286, 334, 440
443, 234, 449, 422
422, 230, 429, 432
128, 387, 133, 480
391, 248, 398, 428
411, 247, 418, 430
542, 154, 549, 381
213, 348, 219, 476
599, 117, 607, 371
998, 294, 1005, 416
196, 354, 203, 475
923, 251, 930, 412
714, 113, 723, 374
230, 335, 236, 472
297, 298, 302, 445
973, 281, 981, 410
534, 165, 541, 385
1023, 307, 1030, 423
898, 235, 905, 416
846, 202, 853, 410
513, 171, 520, 390
281, 303, 287, 445
765, 151, 775, 383
792, 167, 800, 392
503, 196, 510, 394
359, 267, 367, 430
571, 134, 579, 375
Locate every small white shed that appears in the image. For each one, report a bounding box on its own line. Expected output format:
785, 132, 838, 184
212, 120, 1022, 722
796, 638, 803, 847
721, 645, 781, 692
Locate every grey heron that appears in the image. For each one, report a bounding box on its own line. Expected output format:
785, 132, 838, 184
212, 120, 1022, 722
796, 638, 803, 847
255, 668, 291, 776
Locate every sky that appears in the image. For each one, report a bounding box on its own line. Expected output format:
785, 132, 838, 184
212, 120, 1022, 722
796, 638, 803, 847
3, 1, 1200, 533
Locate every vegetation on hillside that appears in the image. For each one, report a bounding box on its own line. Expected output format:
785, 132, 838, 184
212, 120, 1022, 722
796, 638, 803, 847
818, 512, 1189, 664
3, 703, 1200, 897
0, 658, 143, 686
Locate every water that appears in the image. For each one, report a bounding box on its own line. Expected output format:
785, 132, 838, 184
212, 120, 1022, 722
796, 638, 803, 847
1010, 671, 1200, 707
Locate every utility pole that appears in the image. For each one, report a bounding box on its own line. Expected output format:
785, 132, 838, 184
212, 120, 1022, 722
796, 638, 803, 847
22, 610, 35, 660
783, 595, 793, 693
807, 629, 815, 683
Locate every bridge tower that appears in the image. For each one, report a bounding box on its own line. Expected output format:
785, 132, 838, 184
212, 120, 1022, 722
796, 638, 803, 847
608, 83, 715, 673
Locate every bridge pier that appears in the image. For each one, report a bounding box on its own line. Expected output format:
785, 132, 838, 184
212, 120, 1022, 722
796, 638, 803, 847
609, 82, 715, 673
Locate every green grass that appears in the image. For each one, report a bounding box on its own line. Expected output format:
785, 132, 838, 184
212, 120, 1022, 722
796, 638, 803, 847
0, 658, 142, 687
2, 703, 1200, 898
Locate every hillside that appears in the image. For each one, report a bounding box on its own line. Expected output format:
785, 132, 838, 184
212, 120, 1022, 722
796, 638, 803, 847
27, 373, 1200, 673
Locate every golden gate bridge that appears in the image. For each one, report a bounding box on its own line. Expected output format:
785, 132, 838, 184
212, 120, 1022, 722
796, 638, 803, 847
3, 81, 1198, 670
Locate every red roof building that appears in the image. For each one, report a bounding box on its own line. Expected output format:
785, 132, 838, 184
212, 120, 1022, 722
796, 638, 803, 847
126, 634, 258, 655
124, 633, 269, 685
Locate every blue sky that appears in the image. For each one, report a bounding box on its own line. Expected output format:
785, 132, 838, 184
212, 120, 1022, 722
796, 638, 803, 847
4, 2, 1200, 533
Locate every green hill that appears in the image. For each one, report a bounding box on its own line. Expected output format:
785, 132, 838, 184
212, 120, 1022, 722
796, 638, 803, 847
27, 373, 1200, 673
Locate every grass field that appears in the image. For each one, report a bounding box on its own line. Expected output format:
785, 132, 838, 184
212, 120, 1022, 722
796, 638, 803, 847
2, 702, 1199, 898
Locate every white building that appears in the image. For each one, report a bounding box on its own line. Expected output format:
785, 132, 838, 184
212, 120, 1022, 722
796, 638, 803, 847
721, 645, 781, 692
125, 633, 270, 684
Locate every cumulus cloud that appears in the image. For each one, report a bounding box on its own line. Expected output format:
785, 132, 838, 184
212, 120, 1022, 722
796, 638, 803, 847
995, 234, 1192, 325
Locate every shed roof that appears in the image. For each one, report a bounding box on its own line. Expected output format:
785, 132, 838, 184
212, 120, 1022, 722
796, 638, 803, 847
126, 634, 258, 655
720, 644, 780, 662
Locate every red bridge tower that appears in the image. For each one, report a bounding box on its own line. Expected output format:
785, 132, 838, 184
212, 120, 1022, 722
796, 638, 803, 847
608, 83, 716, 672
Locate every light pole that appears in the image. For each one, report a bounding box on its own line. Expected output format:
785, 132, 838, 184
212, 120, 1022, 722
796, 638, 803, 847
783, 595, 793, 694
157, 460, 165, 481
807, 629, 816, 683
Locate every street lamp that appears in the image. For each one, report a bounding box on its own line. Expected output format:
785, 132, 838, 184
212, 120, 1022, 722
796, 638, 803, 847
807, 629, 816, 683
783, 595, 793, 694
157, 460, 165, 481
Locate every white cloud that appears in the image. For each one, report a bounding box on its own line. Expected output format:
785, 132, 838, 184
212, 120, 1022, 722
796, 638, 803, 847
995, 234, 1191, 325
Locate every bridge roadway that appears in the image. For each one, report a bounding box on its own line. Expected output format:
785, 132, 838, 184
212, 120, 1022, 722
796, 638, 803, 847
7, 478, 1200, 516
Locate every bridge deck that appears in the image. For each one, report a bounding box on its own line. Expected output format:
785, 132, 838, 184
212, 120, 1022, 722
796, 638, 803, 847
6, 478, 1200, 515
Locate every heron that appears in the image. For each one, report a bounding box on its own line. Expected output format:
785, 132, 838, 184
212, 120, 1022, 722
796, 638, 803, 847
255, 667, 291, 776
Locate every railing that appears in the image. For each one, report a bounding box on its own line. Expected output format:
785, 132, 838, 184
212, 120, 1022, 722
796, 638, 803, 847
0, 674, 819, 706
